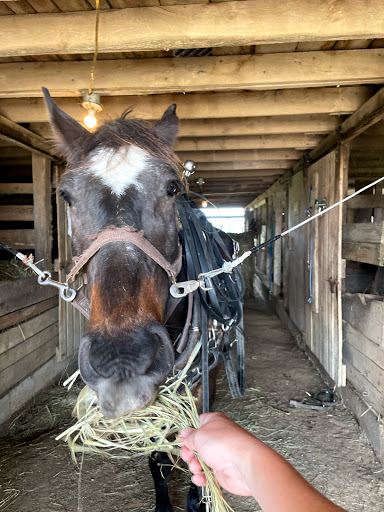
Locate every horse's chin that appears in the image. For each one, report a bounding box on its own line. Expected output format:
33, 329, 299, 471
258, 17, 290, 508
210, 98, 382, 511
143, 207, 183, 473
95, 376, 159, 418
78, 323, 175, 418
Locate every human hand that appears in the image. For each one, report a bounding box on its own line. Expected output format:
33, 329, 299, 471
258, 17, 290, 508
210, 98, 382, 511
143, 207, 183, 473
180, 412, 258, 496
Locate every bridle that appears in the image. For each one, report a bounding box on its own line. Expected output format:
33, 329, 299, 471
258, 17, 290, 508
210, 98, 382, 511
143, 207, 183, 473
63, 193, 246, 414
67, 224, 182, 285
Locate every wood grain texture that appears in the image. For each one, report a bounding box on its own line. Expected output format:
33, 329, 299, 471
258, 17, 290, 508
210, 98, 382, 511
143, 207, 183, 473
1, 1, 384, 56
0, 87, 372, 123
0, 295, 58, 331
1, 50, 383, 97
0, 276, 57, 316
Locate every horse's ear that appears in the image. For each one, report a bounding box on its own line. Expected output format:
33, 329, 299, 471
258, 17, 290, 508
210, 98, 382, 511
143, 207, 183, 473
42, 87, 92, 158
153, 104, 178, 147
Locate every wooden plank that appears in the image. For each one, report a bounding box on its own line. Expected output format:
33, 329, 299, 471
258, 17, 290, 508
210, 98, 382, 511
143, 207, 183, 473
193, 169, 284, 179
0, 183, 33, 194
177, 149, 302, 162
32, 154, 52, 269
343, 340, 384, 395
0, 112, 55, 159
30, 115, 341, 138
342, 240, 384, 266
349, 167, 384, 178
0, 306, 58, 355
293, 87, 384, 174
342, 293, 384, 345
0, 321, 58, 372
347, 195, 384, 209
0, 295, 58, 331
343, 320, 384, 371
1, 49, 384, 97
197, 161, 291, 171
0, 276, 57, 316
175, 134, 323, 151
0, 205, 33, 221
0, 229, 35, 249
342, 222, 384, 244
0, 336, 58, 397
345, 362, 384, 417
0, 86, 372, 123
1, 1, 384, 56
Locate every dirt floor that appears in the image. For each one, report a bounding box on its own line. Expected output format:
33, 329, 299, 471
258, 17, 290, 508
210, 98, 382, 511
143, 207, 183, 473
1, 299, 383, 512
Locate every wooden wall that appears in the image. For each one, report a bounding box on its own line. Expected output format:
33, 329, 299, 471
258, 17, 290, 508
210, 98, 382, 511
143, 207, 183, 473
342, 294, 384, 416
0, 278, 59, 398
247, 139, 384, 416
247, 147, 348, 386
0, 160, 85, 429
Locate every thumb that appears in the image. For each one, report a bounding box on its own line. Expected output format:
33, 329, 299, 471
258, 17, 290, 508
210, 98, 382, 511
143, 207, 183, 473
181, 427, 198, 452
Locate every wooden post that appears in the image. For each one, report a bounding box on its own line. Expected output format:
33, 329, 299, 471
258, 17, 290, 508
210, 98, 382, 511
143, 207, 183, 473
374, 183, 383, 222
32, 154, 52, 270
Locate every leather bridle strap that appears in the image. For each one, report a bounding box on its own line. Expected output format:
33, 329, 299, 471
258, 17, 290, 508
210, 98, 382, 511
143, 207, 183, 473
66, 225, 182, 285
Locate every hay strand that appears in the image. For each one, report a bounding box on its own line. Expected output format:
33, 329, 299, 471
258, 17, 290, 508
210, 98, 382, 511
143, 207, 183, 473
57, 345, 234, 511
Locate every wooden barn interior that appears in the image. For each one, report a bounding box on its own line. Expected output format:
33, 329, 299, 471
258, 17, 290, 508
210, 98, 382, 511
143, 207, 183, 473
1, 1, 384, 506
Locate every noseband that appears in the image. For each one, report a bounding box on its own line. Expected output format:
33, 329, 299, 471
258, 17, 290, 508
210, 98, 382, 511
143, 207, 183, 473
66, 225, 182, 284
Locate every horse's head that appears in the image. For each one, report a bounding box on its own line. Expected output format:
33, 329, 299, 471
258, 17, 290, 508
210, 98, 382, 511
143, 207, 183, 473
44, 89, 183, 417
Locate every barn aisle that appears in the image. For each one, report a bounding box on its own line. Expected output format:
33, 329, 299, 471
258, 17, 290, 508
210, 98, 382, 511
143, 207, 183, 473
0, 299, 383, 512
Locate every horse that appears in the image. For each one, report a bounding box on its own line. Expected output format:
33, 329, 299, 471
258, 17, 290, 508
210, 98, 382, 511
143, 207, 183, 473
43, 88, 244, 512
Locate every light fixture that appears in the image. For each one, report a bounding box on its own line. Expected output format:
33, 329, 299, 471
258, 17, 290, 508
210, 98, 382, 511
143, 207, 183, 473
82, 92, 102, 129
202, 200, 208, 208
196, 177, 205, 186
183, 160, 196, 178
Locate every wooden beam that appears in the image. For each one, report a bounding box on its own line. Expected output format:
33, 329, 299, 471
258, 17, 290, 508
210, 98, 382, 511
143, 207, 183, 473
1, 50, 383, 98
0, 229, 35, 249
0, 87, 372, 123
349, 167, 384, 178
293, 87, 384, 174
196, 161, 291, 171
194, 170, 282, 179
0, 183, 33, 194
0, 113, 56, 160
30, 115, 342, 138
32, 155, 52, 269
196, 191, 263, 197
0, 205, 34, 221
2, 1, 384, 57
347, 195, 384, 209
175, 134, 323, 151
178, 149, 302, 162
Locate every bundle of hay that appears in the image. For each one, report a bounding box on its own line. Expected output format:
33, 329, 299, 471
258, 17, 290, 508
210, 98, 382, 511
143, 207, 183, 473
0, 257, 34, 281
57, 346, 234, 512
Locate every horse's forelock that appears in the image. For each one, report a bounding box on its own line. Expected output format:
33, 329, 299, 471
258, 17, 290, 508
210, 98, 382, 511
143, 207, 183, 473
63, 117, 183, 180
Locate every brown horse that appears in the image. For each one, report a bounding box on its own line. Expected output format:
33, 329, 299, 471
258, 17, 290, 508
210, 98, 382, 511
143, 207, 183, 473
43, 88, 244, 511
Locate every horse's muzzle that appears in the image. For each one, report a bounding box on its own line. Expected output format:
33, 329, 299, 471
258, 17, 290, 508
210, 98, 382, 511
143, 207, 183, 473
78, 322, 174, 418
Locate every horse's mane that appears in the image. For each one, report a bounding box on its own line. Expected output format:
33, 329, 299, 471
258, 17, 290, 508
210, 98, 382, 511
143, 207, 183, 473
63, 114, 183, 180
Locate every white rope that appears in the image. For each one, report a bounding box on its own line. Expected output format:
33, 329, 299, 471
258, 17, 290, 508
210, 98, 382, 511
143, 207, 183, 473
280, 175, 384, 238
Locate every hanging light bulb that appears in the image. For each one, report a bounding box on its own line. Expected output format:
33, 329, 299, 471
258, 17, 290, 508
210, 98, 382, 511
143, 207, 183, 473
82, 92, 102, 129
202, 200, 208, 208
84, 109, 97, 128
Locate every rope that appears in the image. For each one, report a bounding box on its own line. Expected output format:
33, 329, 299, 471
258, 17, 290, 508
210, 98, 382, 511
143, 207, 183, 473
235, 175, 384, 264
89, 0, 100, 94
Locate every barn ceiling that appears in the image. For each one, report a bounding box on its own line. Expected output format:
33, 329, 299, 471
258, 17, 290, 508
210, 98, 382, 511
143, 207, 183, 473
0, 0, 384, 207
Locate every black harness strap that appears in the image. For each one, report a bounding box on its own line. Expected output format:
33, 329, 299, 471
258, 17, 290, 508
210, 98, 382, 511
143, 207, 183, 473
175, 194, 246, 411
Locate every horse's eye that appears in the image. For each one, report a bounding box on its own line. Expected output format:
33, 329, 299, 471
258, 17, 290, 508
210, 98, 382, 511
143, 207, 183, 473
60, 191, 72, 206
167, 183, 177, 197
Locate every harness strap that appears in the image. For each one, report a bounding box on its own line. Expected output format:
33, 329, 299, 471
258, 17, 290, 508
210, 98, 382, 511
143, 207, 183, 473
66, 225, 182, 284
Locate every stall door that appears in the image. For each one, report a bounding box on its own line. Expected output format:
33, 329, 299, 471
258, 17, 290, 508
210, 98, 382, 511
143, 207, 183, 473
306, 147, 348, 387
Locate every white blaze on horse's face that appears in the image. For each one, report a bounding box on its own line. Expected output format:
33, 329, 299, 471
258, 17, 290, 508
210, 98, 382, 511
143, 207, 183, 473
88, 146, 148, 195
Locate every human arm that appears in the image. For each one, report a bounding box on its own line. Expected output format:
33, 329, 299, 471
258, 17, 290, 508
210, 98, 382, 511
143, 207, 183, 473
181, 412, 347, 512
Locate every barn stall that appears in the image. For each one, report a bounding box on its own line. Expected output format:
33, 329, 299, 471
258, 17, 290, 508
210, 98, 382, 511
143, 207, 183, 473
1, 0, 384, 511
